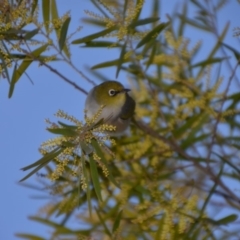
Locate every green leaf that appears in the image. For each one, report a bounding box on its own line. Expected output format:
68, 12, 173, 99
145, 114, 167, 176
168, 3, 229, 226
83, 41, 121, 48
42, 0, 50, 32
136, 22, 169, 49
47, 127, 77, 137
178, 15, 211, 32
89, 154, 102, 201
226, 92, 240, 110
9, 54, 27, 59
116, 42, 126, 78
51, 0, 59, 20
95, 208, 112, 236
178, 2, 187, 37
131, 0, 144, 24
72, 26, 116, 44
50, 0, 70, 58
0, 28, 27, 40
181, 133, 209, 150
216, 214, 238, 225
173, 112, 208, 139
205, 214, 238, 226
80, 141, 93, 156
152, 0, 160, 19
190, 57, 227, 68
0, 28, 27, 35
15, 233, 45, 240
82, 18, 106, 27
8, 64, 17, 98
20, 147, 62, 172
91, 57, 131, 70
59, 17, 71, 51
145, 40, 157, 70
129, 17, 160, 28
7, 54, 58, 61
112, 210, 123, 233
20, 159, 53, 182
191, 0, 208, 11
0, 47, 10, 83
61, 141, 76, 148
29, 216, 91, 234
208, 23, 229, 60
31, 0, 38, 16
24, 28, 39, 40
222, 42, 240, 62
91, 140, 120, 188
82, 155, 92, 215
9, 44, 48, 98
57, 121, 78, 129
196, 22, 229, 79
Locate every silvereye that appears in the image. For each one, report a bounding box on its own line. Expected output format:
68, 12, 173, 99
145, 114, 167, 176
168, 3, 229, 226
85, 81, 135, 134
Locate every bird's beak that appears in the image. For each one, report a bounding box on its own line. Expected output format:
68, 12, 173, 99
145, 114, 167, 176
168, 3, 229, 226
117, 88, 130, 94
123, 88, 131, 93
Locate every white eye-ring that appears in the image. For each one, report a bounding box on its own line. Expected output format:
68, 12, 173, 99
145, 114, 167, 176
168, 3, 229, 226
108, 89, 116, 96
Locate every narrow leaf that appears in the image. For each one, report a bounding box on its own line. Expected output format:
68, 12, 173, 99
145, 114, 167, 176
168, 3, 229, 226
31, 0, 38, 16
136, 22, 169, 49
8, 64, 17, 98
190, 57, 228, 68
196, 22, 229, 79
82, 155, 92, 215
181, 133, 209, 150
208, 23, 229, 60
91, 57, 131, 70
95, 208, 112, 236
178, 2, 187, 37
178, 15, 211, 32
173, 113, 207, 139
222, 42, 240, 62
24, 28, 39, 40
21, 148, 62, 171
91, 139, 120, 188
82, 18, 106, 27
129, 17, 160, 28
116, 42, 126, 78
47, 127, 77, 137
112, 210, 123, 233
145, 41, 157, 70
20, 159, 52, 182
57, 121, 78, 129
29, 216, 75, 233
0, 51, 11, 83
89, 154, 102, 201
51, 0, 59, 20
83, 41, 121, 48
59, 17, 71, 51
9, 44, 48, 98
15, 233, 45, 240
42, 0, 50, 32
72, 26, 116, 44
216, 214, 238, 225
131, 0, 143, 23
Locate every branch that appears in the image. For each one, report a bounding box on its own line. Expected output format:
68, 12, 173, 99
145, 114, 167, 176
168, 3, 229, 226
133, 117, 240, 203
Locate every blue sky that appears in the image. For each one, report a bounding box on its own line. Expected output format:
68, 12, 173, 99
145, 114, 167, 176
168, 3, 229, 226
1, 1, 240, 239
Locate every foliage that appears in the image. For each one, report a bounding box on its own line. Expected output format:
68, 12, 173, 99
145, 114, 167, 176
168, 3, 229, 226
1, 0, 240, 239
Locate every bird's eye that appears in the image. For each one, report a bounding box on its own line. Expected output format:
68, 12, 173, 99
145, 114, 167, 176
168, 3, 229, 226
108, 89, 116, 96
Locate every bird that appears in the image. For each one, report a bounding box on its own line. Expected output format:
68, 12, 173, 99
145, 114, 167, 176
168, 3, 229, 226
84, 80, 135, 134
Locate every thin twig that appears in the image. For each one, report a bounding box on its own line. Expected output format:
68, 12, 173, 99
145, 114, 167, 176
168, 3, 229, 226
20, 40, 88, 95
